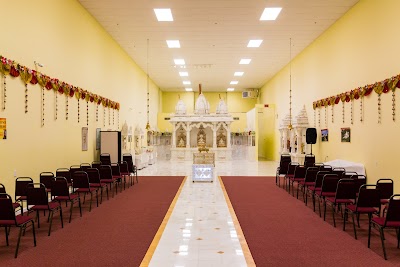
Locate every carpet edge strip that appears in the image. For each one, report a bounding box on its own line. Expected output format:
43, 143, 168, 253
139, 176, 187, 267
219, 176, 256, 267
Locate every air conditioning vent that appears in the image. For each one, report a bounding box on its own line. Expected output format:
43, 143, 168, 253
242, 89, 259, 98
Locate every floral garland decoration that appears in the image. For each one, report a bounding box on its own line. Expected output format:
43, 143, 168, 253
0, 57, 12, 110
312, 74, 400, 124
0, 55, 120, 122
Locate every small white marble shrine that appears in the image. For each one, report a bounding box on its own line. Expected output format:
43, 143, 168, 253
169, 84, 233, 162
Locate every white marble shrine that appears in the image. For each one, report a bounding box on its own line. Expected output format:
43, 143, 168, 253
169, 85, 233, 162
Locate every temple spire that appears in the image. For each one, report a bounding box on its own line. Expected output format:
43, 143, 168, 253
199, 84, 202, 94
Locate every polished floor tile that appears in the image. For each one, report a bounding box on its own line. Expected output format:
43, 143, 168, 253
139, 160, 277, 267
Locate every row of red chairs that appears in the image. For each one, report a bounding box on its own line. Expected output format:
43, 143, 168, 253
277, 160, 399, 260
0, 155, 138, 258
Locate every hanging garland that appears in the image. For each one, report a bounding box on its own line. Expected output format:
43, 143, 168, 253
113, 109, 115, 125
103, 107, 106, 127
0, 55, 120, 121
66, 95, 69, 120
312, 74, 400, 124
318, 108, 321, 127
117, 110, 119, 129
108, 107, 110, 126
86, 101, 89, 126
42, 87, 45, 126
96, 105, 98, 122
324, 106, 327, 127
0, 57, 11, 110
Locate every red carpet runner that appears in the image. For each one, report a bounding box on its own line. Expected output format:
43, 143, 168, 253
0, 176, 185, 267
221, 176, 398, 267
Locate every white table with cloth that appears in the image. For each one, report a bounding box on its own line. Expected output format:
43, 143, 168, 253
324, 159, 366, 176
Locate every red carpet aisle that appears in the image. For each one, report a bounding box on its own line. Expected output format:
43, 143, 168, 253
221, 176, 398, 267
0, 176, 185, 267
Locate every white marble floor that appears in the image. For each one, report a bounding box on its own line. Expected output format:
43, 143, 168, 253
139, 160, 277, 267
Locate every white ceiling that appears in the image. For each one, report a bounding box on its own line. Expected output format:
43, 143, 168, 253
78, 0, 359, 92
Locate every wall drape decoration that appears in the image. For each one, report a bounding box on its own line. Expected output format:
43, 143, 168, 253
0, 55, 120, 124
313, 74, 400, 124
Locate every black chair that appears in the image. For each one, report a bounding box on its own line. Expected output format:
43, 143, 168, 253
80, 163, 92, 172
15, 177, 33, 215
298, 167, 319, 204
332, 167, 346, 178
284, 162, 299, 191
40, 172, 55, 197
86, 168, 108, 203
56, 168, 72, 188
288, 165, 306, 197
376, 178, 394, 216
0, 193, 36, 258
123, 153, 138, 184
369, 194, 400, 260
99, 165, 118, 198
72, 171, 98, 212
91, 161, 102, 170
27, 183, 63, 236
118, 161, 131, 189
0, 183, 20, 210
111, 163, 123, 193
304, 154, 315, 168
52, 177, 82, 223
100, 153, 111, 166
325, 179, 357, 227
276, 154, 291, 186
344, 184, 380, 240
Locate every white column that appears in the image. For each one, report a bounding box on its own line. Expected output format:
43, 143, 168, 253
186, 123, 190, 148
213, 123, 217, 148
296, 128, 301, 154
282, 129, 288, 153
227, 123, 231, 148
171, 123, 176, 148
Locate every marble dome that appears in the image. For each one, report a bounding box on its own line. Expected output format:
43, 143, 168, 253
194, 93, 210, 114
293, 105, 309, 127
175, 99, 187, 115
216, 97, 228, 114
279, 113, 293, 129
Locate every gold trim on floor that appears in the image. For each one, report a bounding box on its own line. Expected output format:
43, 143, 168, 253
219, 176, 256, 267
140, 176, 187, 267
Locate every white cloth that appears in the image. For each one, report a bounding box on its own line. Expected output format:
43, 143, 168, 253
324, 159, 366, 176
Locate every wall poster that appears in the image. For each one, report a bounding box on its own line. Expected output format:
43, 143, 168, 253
0, 118, 6, 139
82, 127, 88, 151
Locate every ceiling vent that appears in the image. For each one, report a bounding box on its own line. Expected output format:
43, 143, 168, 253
242, 89, 259, 98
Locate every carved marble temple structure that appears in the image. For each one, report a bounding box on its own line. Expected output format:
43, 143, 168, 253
169, 85, 233, 162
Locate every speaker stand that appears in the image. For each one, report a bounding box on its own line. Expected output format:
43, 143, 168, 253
310, 144, 313, 155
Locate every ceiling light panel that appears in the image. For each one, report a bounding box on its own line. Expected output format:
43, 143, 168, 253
183, 81, 191, 85
166, 40, 180, 48
154, 8, 173, 21
230, 81, 238, 85
234, 72, 244, 76
260, 7, 282, 21
247, 40, 263, 47
227, 88, 235, 91
239, 59, 251, 64
179, 72, 188, 76
174, 59, 186, 65
185, 88, 193, 92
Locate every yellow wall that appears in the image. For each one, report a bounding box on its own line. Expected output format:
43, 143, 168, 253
0, 0, 160, 198
260, 0, 400, 191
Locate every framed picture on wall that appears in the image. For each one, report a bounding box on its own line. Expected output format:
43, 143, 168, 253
82, 127, 88, 151
321, 129, 328, 142
341, 127, 351, 142
96, 128, 101, 150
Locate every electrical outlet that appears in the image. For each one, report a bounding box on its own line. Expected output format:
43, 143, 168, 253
13, 170, 17, 178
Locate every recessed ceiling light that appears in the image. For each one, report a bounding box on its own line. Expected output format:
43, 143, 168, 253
234, 72, 244, 76
174, 59, 185, 65
179, 72, 188, 77
230, 81, 239, 85
260, 7, 282, 21
154, 8, 173, 21
239, 59, 251, 64
185, 88, 193, 92
166, 40, 180, 48
227, 88, 235, 91
247, 40, 263, 47
183, 81, 191, 85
